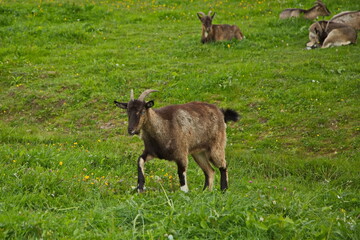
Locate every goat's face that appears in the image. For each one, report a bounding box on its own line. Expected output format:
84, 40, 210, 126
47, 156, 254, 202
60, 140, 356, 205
309, 26, 328, 48
197, 12, 216, 36
314, 28, 328, 45
312, 21, 329, 46
115, 100, 154, 135
201, 16, 213, 34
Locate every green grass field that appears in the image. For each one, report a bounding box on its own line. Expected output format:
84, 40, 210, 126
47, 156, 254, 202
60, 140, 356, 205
1, 0, 359, 239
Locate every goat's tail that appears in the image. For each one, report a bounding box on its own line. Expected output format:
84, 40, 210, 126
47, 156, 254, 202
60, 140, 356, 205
221, 109, 240, 123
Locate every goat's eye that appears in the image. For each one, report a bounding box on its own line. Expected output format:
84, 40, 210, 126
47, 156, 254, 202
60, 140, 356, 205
141, 110, 146, 115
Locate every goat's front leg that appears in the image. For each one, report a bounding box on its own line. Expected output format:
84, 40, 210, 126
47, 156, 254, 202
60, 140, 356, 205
177, 160, 189, 193
137, 152, 152, 193
137, 156, 145, 192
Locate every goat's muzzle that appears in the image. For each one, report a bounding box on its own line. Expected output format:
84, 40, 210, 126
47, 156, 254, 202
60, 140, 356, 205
128, 128, 139, 135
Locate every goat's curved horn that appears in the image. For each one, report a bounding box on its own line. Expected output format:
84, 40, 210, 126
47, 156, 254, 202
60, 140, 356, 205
315, 21, 323, 31
138, 89, 158, 101
325, 20, 330, 32
208, 10, 212, 16
130, 89, 134, 100
197, 12, 205, 17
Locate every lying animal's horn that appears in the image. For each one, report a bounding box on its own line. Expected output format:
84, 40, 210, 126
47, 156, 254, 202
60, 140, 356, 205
138, 89, 158, 101
325, 20, 331, 32
208, 10, 212, 16
197, 12, 205, 17
130, 89, 134, 101
315, 21, 323, 31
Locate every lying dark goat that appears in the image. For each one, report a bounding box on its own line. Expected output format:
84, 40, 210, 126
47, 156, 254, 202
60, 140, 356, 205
115, 89, 239, 192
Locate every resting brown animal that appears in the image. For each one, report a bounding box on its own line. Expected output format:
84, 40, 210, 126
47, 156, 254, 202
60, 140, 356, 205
197, 11, 244, 43
279, 0, 330, 20
306, 21, 357, 48
114, 89, 239, 192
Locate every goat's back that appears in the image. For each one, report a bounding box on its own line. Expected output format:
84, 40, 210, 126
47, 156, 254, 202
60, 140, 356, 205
155, 102, 225, 129
212, 24, 243, 41
279, 9, 304, 19
330, 11, 360, 30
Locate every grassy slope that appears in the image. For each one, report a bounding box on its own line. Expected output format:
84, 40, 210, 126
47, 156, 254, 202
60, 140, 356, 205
0, 0, 359, 239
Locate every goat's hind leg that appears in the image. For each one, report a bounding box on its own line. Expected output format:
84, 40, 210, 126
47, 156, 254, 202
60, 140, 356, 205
176, 159, 189, 192
235, 28, 244, 40
219, 167, 228, 191
209, 150, 228, 191
192, 152, 215, 190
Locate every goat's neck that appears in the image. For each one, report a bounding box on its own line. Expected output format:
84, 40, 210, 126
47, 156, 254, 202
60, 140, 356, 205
142, 109, 165, 136
304, 7, 318, 19
202, 26, 210, 38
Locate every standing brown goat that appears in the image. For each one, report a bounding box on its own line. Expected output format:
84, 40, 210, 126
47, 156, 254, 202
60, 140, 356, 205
279, 0, 330, 20
197, 11, 244, 43
114, 89, 239, 192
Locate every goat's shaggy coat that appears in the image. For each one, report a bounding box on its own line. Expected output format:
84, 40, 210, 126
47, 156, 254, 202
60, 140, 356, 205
115, 90, 239, 192
197, 11, 243, 43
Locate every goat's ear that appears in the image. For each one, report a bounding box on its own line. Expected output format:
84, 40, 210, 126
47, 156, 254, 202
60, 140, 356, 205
145, 100, 154, 109
114, 101, 128, 109
211, 12, 216, 19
